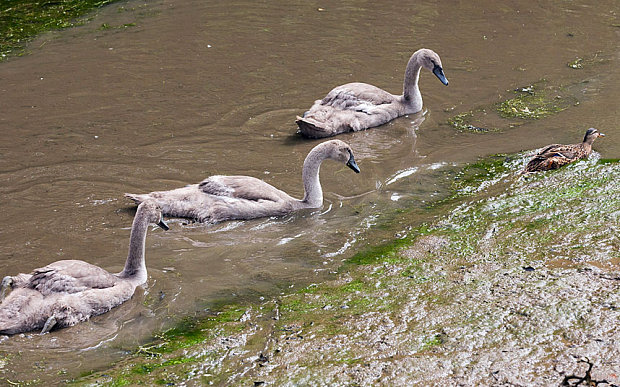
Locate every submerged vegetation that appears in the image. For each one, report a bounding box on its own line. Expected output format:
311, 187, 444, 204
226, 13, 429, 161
0, 0, 120, 60
567, 52, 611, 70
446, 110, 491, 132
447, 80, 581, 132
74, 155, 619, 386
497, 83, 570, 119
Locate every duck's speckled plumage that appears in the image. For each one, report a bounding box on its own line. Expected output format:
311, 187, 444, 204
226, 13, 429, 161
0, 201, 168, 335
296, 48, 448, 138
125, 140, 361, 223
524, 128, 605, 173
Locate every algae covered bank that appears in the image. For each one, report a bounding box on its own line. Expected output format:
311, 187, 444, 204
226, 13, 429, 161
77, 156, 620, 386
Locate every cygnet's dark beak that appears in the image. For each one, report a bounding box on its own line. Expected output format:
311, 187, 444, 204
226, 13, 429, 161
433, 64, 449, 86
157, 218, 170, 231
346, 152, 361, 173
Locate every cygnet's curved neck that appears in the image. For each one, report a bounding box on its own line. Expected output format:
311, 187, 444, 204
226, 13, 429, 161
119, 207, 150, 281
301, 144, 327, 207
402, 52, 423, 112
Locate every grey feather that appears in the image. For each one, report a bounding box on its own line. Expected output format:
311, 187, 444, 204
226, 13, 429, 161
296, 48, 448, 138
125, 140, 360, 223
0, 201, 166, 334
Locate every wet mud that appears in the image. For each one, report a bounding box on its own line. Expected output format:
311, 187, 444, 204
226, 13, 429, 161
76, 156, 619, 386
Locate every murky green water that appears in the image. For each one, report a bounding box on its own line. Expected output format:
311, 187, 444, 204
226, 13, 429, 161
0, 0, 618, 383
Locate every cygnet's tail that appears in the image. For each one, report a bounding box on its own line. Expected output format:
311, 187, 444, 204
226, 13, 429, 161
296, 116, 335, 139
124, 193, 151, 205
0, 323, 22, 335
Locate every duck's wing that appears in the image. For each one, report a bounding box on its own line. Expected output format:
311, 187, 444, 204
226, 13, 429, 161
532, 144, 561, 156
320, 83, 396, 112
536, 144, 579, 160
199, 175, 291, 202
525, 144, 582, 172
28, 260, 117, 295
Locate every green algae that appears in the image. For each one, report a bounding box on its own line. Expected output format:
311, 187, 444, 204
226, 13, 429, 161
344, 225, 433, 266
283, 278, 388, 318
98, 22, 135, 30
280, 298, 319, 313
151, 305, 247, 353
567, 52, 611, 70
0, 0, 121, 60
340, 279, 365, 292
447, 111, 491, 132
451, 154, 511, 192
497, 83, 568, 119
598, 158, 620, 164
133, 356, 196, 375
103, 377, 131, 387
401, 262, 426, 282
72, 304, 249, 386
568, 57, 584, 69
426, 154, 513, 209
345, 236, 412, 265
447, 78, 586, 132
420, 332, 447, 350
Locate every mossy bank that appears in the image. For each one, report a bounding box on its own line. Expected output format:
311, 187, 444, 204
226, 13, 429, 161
72, 154, 619, 386
0, 0, 123, 60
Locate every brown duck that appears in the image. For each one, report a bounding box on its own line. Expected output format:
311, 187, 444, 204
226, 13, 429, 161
523, 128, 605, 173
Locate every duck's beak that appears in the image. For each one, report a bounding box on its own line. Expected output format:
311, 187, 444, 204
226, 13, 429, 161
157, 218, 170, 231
346, 152, 361, 173
433, 65, 449, 86
598, 132, 605, 137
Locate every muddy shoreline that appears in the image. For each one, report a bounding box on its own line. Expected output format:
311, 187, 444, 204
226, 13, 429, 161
74, 156, 619, 386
